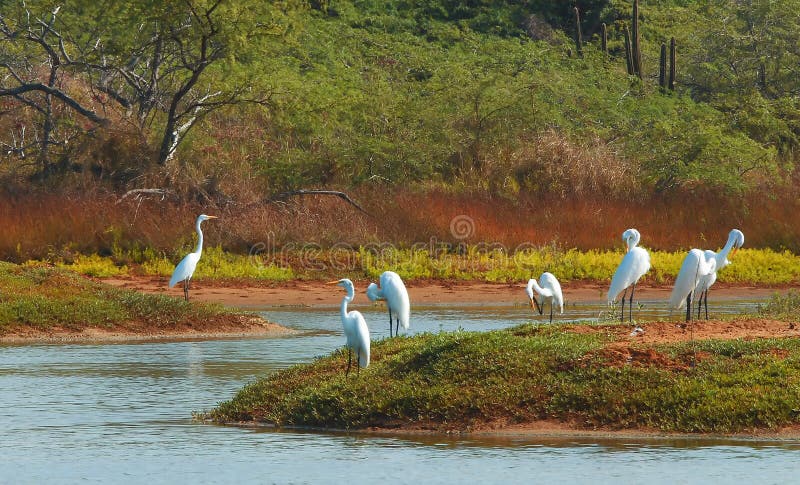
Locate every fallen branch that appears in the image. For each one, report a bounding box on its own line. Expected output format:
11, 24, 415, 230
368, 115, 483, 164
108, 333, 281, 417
267, 190, 370, 216
116, 188, 175, 204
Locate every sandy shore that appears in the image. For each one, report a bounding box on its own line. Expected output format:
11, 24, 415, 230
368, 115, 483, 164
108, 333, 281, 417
102, 276, 786, 308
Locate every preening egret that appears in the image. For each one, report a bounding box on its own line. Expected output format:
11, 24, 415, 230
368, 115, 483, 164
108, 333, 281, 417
608, 228, 651, 322
366, 271, 410, 337
525, 272, 564, 323
328, 278, 370, 375
168, 214, 217, 301
668, 248, 717, 322
696, 229, 745, 319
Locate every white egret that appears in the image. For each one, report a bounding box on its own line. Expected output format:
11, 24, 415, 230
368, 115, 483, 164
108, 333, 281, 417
668, 248, 717, 322
168, 214, 217, 301
328, 278, 370, 375
696, 229, 745, 319
366, 271, 410, 337
607, 228, 651, 322
525, 272, 564, 323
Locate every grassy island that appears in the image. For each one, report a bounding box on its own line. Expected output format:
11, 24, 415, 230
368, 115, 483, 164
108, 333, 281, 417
0, 262, 280, 341
208, 294, 800, 435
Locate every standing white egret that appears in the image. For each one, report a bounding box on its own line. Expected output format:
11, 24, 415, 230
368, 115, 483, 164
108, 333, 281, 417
366, 271, 410, 337
525, 272, 564, 323
328, 278, 370, 375
696, 229, 745, 319
668, 248, 717, 322
608, 228, 651, 322
169, 214, 217, 301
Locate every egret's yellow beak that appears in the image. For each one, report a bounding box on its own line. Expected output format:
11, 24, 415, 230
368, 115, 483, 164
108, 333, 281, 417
326, 280, 340, 285
529, 298, 536, 309
731, 247, 738, 258
206, 215, 218, 219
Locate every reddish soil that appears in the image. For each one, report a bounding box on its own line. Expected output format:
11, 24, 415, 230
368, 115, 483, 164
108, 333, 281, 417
101, 276, 782, 307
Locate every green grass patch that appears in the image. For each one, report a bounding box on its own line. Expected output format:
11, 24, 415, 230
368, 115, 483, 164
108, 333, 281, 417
207, 324, 800, 433
0, 262, 233, 332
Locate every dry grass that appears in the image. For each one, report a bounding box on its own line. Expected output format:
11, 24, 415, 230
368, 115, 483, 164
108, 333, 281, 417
1, 183, 799, 263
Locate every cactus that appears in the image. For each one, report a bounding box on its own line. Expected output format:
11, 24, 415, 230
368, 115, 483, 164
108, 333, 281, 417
632, 0, 642, 78
659, 42, 667, 90
623, 25, 634, 75
601, 23, 608, 58
573, 7, 583, 57
669, 37, 676, 90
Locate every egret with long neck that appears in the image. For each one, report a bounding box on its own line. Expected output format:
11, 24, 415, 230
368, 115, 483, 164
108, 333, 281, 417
607, 228, 651, 323
169, 214, 217, 301
696, 229, 745, 319
329, 278, 370, 375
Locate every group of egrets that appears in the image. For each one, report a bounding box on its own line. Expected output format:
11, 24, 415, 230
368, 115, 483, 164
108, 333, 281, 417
168, 215, 744, 375
527, 227, 745, 325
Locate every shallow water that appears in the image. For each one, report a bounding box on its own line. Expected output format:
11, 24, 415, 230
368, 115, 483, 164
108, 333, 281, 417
3, 297, 797, 484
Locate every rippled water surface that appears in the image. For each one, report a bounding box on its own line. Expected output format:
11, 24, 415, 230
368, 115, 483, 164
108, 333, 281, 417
2, 298, 797, 484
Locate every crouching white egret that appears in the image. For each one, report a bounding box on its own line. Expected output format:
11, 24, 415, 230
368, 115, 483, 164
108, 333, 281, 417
608, 228, 651, 323
169, 214, 217, 301
366, 271, 410, 337
668, 248, 717, 322
696, 229, 745, 319
525, 272, 564, 323
329, 278, 370, 375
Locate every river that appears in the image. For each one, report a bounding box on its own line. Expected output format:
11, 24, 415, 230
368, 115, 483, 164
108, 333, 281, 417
2, 298, 798, 484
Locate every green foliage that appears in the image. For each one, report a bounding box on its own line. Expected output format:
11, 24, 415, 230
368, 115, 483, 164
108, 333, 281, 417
56, 254, 129, 278
3, 0, 798, 196
50, 247, 800, 285
0, 262, 230, 332
757, 290, 800, 320
207, 324, 800, 433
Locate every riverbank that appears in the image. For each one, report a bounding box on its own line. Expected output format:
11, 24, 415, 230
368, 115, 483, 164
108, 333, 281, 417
102, 276, 784, 307
0, 263, 289, 344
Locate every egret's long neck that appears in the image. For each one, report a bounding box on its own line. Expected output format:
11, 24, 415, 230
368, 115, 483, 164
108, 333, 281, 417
340, 288, 354, 319
194, 219, 204, 255
532, 280, 553, 298
716, 234, 737, 266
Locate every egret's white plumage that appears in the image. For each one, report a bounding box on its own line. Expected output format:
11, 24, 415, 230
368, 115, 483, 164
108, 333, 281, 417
607, 228, 651, 322
366, 271, 410, 337
668, 248, 717, 322
695, 229, 745, 319
330, 278, 370, 374
525, 272, 564, 323
169, 214, 217, 301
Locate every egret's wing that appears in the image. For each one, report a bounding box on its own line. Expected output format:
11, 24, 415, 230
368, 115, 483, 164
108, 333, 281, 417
353, 312, 371, 368
382, 273, 410, 329
169, 252, 200, 287
540, 273, 564, 313
668, 249, 702, 310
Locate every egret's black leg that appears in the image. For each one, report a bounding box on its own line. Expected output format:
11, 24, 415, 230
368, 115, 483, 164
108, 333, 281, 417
346, 349, 352, 376
685, 293, 692, 322
619, 288, 628, 323
696, 291, 702, 319
549, 301, 553, 324
629, 283, 636, 323
388, 308, 393, 337
183, 279, 189, 302
704, 290, 709, 320
395, 316, 400, 337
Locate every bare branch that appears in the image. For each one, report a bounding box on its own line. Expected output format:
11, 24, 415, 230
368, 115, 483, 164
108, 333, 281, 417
266, 190, 370, 216
0, 83, 107, 125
